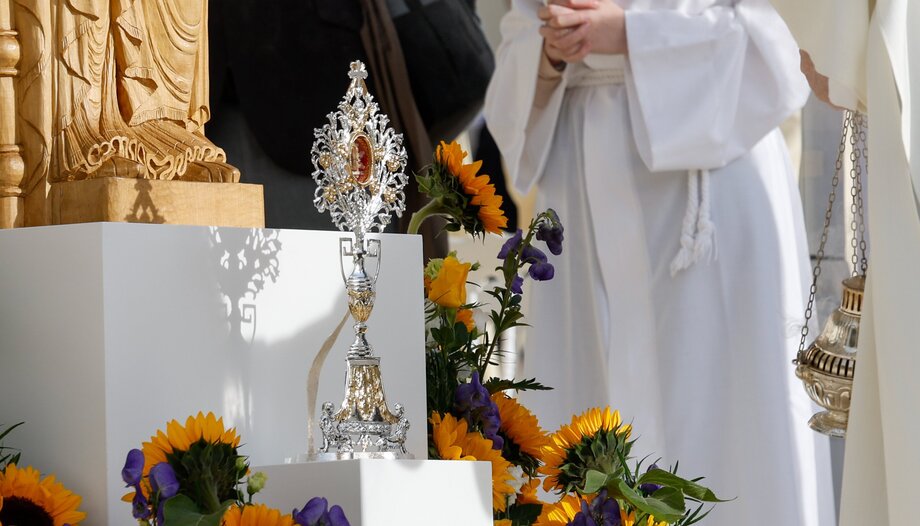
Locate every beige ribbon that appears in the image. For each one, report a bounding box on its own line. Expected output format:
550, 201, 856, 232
306, 309, 351, 456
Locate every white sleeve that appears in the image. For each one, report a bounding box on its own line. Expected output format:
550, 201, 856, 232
484, 0, 569, 194
770, 0, 869, 112
624, 0, 809, 172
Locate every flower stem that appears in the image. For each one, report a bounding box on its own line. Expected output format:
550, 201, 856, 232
407, 199, 447, 235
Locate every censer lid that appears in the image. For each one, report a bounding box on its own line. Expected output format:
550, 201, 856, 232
840, 275, 865, 315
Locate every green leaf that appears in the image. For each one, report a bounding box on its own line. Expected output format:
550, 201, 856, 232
483, 377, 552, 394
615, 480, 685, 523
637, 469, 728, 502
0, 422, 23, 442
650, 486, 685, 512
581, 469, 609, 494
163, 495, 232, 526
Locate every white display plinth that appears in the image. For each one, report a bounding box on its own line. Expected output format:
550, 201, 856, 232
0, 223, 426, 522
255, 460, 492, 525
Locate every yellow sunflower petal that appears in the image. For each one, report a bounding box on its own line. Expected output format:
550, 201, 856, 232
534, 494, 583, 526
430, 413, 516, 512
223, 503, 295, 526
492, 394, 550, 459
0, 464, 86, 526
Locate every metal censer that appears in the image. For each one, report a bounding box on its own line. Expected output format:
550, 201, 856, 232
309, 61, 411, 458
794, 111, 868, 438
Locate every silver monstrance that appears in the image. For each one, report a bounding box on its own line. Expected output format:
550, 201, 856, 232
309, 61, 411, 459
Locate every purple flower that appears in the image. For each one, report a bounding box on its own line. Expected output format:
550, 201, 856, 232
150, 462, 179, 525
528, 261, 554, 281
536, 210, 565, 255
640, 464, 663, 496
121, 448, 145, 486
327, 505, 351, 526
498, 229, 523, 260
149, 462, 179, 499
521, 245, 547, 264
510, 275, 524, 294
131, 488, 151, 520
293, 497, 351, 526
571, 491, 621, 526
454, 372, 504, 450
293, 497, 327, 525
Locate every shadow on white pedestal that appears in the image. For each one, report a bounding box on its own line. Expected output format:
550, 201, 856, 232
256, 460, 492, 526
0, 223, 427, 522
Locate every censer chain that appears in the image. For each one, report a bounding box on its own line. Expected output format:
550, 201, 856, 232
797, 111, 853, 357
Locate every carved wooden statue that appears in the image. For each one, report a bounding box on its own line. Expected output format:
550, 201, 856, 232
0, 0, 263, 228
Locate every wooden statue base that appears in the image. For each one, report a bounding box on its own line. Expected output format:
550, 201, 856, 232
48, 177, 265, 227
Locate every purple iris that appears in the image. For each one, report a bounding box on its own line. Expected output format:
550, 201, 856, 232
150, 462, 180, 524
131, 490, 151, 520
528, 261, 555, 281
522, 246, 555, 281
639, 464, 663, 496
293, 497, 327, 525
293, 497, 351, 526
571, 491, 621, 526
150, 462, 179, 499
536, 210, 565, 256
510, 275, 524, 294
121, 449, 145, 486
454, 371, 503, 450
498, 229, 523, 260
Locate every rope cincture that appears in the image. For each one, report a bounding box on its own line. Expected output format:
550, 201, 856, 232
670, 169, 716, 277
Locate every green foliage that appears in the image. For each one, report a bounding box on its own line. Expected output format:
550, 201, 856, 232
166, 441, 246, 515
415, 163, 489, 238
0, 422, 23, 470
638, 469, 727, 503
423, 210, 563, 423
580, 461, 725, 525
163, 494, 233, 526
498, 430, 541, 478
484, 377, 551, 394
555, 428, 633, 494
497, 502, 543, 526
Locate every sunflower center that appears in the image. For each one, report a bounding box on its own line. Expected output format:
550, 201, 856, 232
0, 496, 55, 526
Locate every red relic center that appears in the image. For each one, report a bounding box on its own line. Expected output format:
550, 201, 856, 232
351, 135, 373, 185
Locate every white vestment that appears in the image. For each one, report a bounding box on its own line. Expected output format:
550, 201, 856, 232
772, 1, 920, 524
484, 1, 834, 524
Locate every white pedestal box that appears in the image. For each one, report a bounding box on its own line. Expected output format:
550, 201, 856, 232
255, 460, 492, 526
0, 223, 429, 523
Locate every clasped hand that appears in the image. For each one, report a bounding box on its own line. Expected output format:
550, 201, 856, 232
539, 0, 628, 66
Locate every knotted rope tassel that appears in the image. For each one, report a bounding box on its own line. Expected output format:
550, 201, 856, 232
670, 169, 716, 276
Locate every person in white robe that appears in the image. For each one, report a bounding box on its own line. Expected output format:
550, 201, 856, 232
771, 1, 920, 525
484, 1, 834, 524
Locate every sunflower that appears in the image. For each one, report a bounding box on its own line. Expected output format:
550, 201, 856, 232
127, 412, 246, 516
532, 493, 583, 526
0, 464, 85, 526
416, 140, 508, 236
222, 504, 295, 526
430, 413, 516, 512
142, 412, 241, 473
540, 407, 633, 493
494, 520, 512, 526
492, 394, 550, 460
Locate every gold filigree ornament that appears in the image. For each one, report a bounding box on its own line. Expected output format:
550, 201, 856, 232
309, 61, 411, 459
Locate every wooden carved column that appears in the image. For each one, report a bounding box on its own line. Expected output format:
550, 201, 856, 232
0, 0, 23, 227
